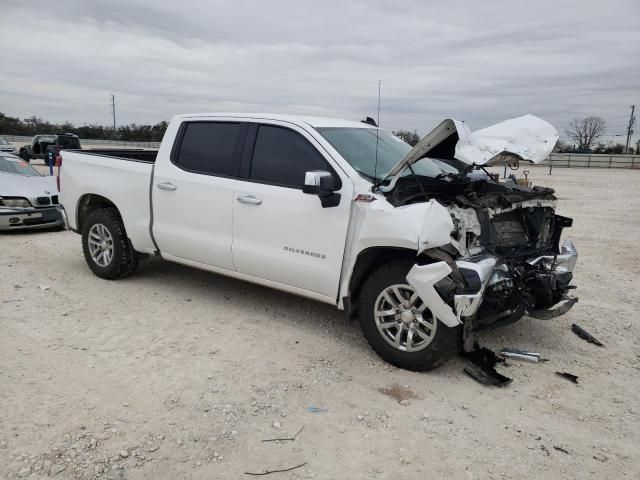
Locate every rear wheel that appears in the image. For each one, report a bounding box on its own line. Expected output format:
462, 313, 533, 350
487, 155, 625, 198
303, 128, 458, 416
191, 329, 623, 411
19, 150, 30, 163
358, 261, 462, 371
82, 208, 138, 279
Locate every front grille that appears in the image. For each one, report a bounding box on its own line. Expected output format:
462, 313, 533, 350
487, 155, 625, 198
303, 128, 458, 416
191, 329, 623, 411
51, 195, 59, 204
36, 196, 51, 206
22, 217, 48, 226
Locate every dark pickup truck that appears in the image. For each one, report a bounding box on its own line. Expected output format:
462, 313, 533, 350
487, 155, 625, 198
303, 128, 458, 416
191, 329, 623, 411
19, 133, 81, 163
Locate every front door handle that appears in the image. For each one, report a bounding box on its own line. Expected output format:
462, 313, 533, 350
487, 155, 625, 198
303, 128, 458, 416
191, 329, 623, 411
157, 182, 177, 191
237, 195, 262, 205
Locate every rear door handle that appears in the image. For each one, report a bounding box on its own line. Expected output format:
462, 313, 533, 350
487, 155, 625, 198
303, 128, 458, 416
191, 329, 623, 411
157, 182, 177, 191
237, 195, 262, 205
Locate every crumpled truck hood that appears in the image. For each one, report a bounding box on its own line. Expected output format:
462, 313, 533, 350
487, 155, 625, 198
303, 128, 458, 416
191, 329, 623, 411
383, 114, 559, 180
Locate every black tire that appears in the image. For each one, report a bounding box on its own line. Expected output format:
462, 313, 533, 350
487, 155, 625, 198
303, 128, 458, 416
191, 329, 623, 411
19, 150, 30, 163
358, 260, 462, 371
82, 208, 139, 280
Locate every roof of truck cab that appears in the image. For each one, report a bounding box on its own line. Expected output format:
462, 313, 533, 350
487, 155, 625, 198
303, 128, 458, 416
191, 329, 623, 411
173, 113, 375, 129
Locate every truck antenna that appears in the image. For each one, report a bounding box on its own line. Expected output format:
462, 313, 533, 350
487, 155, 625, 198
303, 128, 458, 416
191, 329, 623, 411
373, 80, 382, 183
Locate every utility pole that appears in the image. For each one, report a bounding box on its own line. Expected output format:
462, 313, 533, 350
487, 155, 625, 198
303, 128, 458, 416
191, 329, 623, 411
110, 94, 117, 132
625, 105, 635, 154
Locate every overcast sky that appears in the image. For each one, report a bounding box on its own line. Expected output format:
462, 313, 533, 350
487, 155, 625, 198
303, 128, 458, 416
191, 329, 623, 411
1, 0, 638, 141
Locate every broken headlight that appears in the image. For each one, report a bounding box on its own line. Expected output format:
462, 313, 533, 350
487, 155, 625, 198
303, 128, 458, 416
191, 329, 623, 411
0, 197, 31, 208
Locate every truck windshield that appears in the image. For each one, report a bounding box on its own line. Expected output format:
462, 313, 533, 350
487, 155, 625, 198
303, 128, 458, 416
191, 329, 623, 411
316, 127, 459, 181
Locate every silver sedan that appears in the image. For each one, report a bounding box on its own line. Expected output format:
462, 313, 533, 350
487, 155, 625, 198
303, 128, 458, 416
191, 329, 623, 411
0, 154, 65, 230
0, 137, 18, 155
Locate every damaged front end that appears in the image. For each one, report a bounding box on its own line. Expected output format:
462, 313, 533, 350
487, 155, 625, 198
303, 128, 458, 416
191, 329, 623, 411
401, 181, 578, 332
380, 116, 578, 332
399, 176, 578, 332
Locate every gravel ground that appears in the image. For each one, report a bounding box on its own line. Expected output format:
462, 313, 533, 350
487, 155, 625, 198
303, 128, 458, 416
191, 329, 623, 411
1, 166, 638, 479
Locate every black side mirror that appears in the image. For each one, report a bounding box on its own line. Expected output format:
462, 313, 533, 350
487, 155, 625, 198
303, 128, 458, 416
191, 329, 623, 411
303, 171, 341, 208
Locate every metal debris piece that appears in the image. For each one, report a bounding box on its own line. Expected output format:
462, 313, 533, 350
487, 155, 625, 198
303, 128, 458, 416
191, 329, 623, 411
571, 324, 604, 347
502, 347, 540, 357
462, 343, 512, 387
556, 371, 579, 384
500, 347, 541, 363
553, 446, 570, 454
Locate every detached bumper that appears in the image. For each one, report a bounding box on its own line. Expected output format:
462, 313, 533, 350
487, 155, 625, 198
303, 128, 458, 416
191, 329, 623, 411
0, 206, 65, 231
407, 239, 578, 326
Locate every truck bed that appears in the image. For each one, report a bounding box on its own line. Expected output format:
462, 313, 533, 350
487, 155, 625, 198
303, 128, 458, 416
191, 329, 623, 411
60, 149, 157, 253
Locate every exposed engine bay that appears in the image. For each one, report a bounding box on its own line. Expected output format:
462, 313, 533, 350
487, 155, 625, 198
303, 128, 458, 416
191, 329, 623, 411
386, 168, 578, 331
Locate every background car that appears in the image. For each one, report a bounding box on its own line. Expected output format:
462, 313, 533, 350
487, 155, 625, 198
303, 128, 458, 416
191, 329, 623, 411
19, 133, 81, 163
0, 153, 64, 230
0, 137, 18, 155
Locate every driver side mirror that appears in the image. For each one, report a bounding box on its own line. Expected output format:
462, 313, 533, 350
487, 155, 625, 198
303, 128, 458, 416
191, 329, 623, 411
303, 171, 341, 208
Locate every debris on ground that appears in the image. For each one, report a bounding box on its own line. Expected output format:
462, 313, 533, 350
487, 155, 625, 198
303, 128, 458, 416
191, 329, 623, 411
556, 371, 579, 384
461, 343, 512, 387
261, 426, 304, 443
244, 461, 307, 476
553, 446, 570, 454
500, 347, 545, 363
571, 323, 604, 347
306, 406, 328, 413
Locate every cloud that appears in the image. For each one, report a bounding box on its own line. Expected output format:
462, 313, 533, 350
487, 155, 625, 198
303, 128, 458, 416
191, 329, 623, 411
1, 0, 638, 140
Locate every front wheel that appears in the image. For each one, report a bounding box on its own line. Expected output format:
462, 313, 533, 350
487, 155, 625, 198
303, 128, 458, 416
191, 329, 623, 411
358, 261, 462, 371
82, 208, 139, 280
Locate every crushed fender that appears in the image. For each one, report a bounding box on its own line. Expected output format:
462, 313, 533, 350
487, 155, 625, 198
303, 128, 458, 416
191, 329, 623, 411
556, 371, 579, 384
461, 343, 512, 387
571, 323, 604, 347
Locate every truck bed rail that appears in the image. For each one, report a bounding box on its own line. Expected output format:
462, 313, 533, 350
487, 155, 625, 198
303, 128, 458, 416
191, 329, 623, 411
68, 149, 158, 163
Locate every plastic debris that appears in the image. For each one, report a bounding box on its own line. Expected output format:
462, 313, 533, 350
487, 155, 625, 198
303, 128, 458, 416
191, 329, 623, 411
556, 371, 579, 384
306, 406, 328, 414
461, 343, 512, 387
571, 324, 604, 347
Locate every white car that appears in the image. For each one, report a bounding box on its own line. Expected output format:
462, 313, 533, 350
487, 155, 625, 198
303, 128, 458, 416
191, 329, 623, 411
58, 113, 577, 371
0, 137, 18, 155
0, 154, 64, 230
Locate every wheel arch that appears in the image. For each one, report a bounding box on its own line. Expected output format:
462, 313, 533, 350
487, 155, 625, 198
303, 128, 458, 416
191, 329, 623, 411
345, 246, 418, 315
344, 246, 463, 314
76, 194, 119, 232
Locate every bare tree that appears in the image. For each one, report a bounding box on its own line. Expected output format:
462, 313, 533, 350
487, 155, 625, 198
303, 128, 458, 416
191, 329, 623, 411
565, 116, 606, 152
393, 129, 421, 146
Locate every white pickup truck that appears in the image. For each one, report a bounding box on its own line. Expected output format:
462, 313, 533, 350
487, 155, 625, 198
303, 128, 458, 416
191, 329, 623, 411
59, 113, 577, 371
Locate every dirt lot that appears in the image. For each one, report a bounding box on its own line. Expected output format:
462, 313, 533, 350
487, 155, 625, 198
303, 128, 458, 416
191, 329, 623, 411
1, 166, 639, 479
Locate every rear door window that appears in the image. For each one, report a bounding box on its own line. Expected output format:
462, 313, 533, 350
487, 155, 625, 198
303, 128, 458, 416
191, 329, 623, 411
174, 122, 242, 177
250, 125, 329, 188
